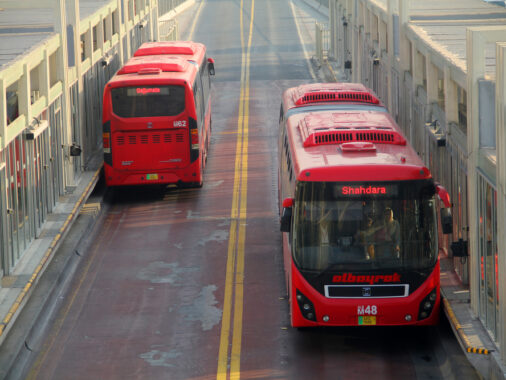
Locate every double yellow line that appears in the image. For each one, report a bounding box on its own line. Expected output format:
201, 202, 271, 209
216, 0, 254, 379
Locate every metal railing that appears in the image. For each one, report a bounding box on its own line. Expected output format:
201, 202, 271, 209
315, 21, 329, 63
159, 19, 179, 40
314, 0, 328, 7
158, 0, 186, 40
158, 0, 187, 16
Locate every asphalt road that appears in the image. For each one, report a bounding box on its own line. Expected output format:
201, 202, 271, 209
16, 0, 480, 379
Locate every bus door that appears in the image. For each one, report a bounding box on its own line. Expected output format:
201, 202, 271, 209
109, 84, 190, 172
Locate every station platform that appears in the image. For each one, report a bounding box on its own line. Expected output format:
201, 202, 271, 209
0, 164, 104, 379
439, 254, 506, 379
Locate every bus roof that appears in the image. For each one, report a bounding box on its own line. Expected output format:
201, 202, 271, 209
107, 55, 198, 88
286, 109, 431, 183
117, 55, 190, 74
134, 41, 206, 64
282, 82, 385, 111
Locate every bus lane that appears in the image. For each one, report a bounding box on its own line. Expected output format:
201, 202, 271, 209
25, 18, 248, 380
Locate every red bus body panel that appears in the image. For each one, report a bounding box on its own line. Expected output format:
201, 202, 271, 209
286, 110, 430, 182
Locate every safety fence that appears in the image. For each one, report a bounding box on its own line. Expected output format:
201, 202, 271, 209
159, 19, 179, 40
158, 0, 187, 40
315, 21, 329, 64
158, 0, 187, 16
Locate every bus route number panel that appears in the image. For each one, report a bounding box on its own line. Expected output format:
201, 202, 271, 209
357, 305, 377, 325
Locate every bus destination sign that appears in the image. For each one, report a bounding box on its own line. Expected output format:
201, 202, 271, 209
336, 184, 398, 198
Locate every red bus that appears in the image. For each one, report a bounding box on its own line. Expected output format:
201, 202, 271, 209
278, 83, 453, 327
102, 41, 215, 187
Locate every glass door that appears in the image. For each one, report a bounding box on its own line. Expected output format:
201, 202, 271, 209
478, 174, 498, 339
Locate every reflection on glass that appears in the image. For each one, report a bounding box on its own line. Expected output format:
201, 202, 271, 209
292, 180, 437, 273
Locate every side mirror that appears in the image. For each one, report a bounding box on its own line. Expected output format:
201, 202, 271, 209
208, 58, 215, 76
435, 184, 451, 208
280, 198, 294, 232
435, 184, 452, 234
440, 208, 453, 234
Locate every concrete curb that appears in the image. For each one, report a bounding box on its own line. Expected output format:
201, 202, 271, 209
442, 297, 492, 356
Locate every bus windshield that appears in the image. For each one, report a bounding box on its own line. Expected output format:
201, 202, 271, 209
293, 180, 437, 272
111, 85, 185, 118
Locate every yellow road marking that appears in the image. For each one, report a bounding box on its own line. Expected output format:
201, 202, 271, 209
187, 0, 205, 40
217, 0, 254, 378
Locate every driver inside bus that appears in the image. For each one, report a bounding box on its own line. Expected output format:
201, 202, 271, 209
375, 207, 401, 258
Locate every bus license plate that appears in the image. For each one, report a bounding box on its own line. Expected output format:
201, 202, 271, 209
146, 174, 159, 180
358, 316, 376, 325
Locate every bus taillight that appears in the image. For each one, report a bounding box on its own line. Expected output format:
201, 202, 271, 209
191, 128, 199, 150
103, 132, 111, 153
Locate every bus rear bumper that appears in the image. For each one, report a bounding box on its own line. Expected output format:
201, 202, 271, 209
104, 165, 202, 187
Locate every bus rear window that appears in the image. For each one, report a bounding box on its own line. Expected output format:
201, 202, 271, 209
111, 85, 185, 117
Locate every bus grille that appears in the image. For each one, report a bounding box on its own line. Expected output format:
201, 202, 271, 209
313, 130, 398, 145
115, 132, 186, 145
296, 91, 379, 106
299, 117, 406, 147
324, 284, 409, 298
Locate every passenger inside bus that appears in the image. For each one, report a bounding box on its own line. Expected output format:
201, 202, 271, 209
374, 207, 401, 259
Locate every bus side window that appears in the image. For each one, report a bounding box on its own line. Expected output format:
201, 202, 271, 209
200, 61, 211, 112
193, 75, 204, 130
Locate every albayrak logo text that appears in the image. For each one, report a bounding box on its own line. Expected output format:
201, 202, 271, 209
332, 272, 401, 285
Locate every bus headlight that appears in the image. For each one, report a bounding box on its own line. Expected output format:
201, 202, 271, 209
295, 290, 317, 322
418, 288, 438, 320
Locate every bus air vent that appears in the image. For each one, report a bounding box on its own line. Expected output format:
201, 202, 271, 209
293, 84, 381, 106
299, 118, 406, 147
295, 91, 380, 106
